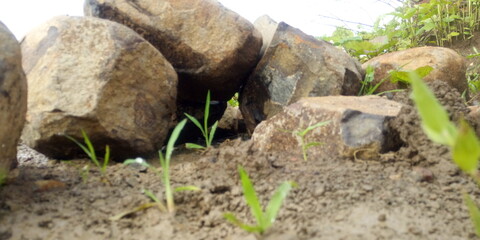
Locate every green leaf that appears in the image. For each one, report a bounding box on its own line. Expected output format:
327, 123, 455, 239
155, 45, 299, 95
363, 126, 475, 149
124, 159, 150, 168
465, 194, 480, 237
408, 72, 457, 145
185, 143, 206, 149
184, 113, 206, 136
264, 181, 296, 227
304, 142, 323, 150
174, 186, 201, 192
452, 119, 480, 175
102, 145, 110, 173
223, 213, 263, 233
204, 90, 211, 129
165, 119, 187, 161
143, 189, 162, 204
299, 121, 331, 137
81, 130, 99, 167
238, 166, 265, 229
208, 121, 219, 147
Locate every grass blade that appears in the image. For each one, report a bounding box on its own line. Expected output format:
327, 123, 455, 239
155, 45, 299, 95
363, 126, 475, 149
204, 90, 211, 132
174, 186, 201, 192
185, 143, 206, 149
452, 119, 480, 175
207, 121, 219, 147
224, 212, 264, 233
408, 71, 457, 145
184, 113, 206, 136
265, 181, 296, 227
465, 193, 480, 237
300, 120, 331, 136
102, 145, 110, 174
238, 166, 265, 228
166, 119, 187, 161
81, 130, 99, 167
110, 202, 163, 221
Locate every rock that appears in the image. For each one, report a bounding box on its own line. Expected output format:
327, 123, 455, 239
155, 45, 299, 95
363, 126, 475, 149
84, 0, 262, 103
21, 16, 177, 159
362, 46, 467, 94
240, 22, 364, 133
252, 96, 403, 160
254, 15, 279, 57
0, 22, 28, 171
217, 105, 246, 134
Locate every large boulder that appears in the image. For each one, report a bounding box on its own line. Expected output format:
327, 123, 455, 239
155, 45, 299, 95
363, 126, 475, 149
362, 46, 467, 94
84, 0, 262, 103
21, 16, 177, 159
0, 22, 28, 172
240, 22, 364, 133
252, 96, 403, 160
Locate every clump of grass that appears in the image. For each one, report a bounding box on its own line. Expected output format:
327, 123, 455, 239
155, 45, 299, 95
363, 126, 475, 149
281, 121, 331, 161
113, 119, 200, 220
408, 70, 480, 236
224, 166, 296, 235
65, 130, 110, 182
184, 90, 218, 149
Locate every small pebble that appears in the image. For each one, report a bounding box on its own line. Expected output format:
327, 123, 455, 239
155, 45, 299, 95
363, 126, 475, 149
378, 214, 387, 222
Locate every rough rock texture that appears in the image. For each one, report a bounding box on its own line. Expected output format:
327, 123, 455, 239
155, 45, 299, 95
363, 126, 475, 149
363, 46, 467, 94
240, 22, 364, 133
0, 22, 27, 171
254, 15, 278, 57
21, 16, 177, 159
84, 0, 262, 103
252, 96, 403, 160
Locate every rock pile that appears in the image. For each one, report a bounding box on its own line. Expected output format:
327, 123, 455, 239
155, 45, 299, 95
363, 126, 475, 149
0, 0, 469, 164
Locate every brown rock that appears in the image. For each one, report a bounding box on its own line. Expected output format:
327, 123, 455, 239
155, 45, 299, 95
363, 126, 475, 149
21, 16, 177, 159
0, 22, 28, 171
252, 96, 403, 160
240, 22, 364, 133
362, 46, 467, 94
84, 0, 262, 102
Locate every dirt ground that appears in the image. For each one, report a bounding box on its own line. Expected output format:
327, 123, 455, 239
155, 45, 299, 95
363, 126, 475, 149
1, 81, 480, 240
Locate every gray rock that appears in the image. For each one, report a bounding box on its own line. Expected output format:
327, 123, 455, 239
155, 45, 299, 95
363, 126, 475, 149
240, 22, 364, 133
84, 0, 262, 103
21, 16, 177, 159
363, 46, 467, 94
0, 21, 27, 171
252, 96, 403, 160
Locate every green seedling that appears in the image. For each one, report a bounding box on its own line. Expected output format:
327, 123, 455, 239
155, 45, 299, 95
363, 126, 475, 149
224, 166, 296, 235
281, 121, 331, 161
65, 130, 110, 181
408, 71, 480, 236
113, 119, 200, 220
228, 92, 240, 107
185, 90, 219, 149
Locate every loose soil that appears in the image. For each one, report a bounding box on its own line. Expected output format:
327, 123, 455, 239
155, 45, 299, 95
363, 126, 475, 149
1, 81, 480, 240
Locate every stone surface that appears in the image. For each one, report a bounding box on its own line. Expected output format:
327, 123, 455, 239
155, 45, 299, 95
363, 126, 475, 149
21, 16, 177, 159
362, 46, 467, 94
84, 0, 262, 103
252, 96, 403, 160
0, 22, 28, 171
254, 15, 278, 57
240, 22, 364, 133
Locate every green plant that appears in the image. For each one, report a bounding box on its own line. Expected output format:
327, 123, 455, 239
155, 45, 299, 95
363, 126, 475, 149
224, 166, 296, 235
282, 121, 331, 161
228, 92, 240, 107
65, 130, 110, 181
113, 119, 199, 220
184, 90, 219, 149
408, 70, 480, 236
